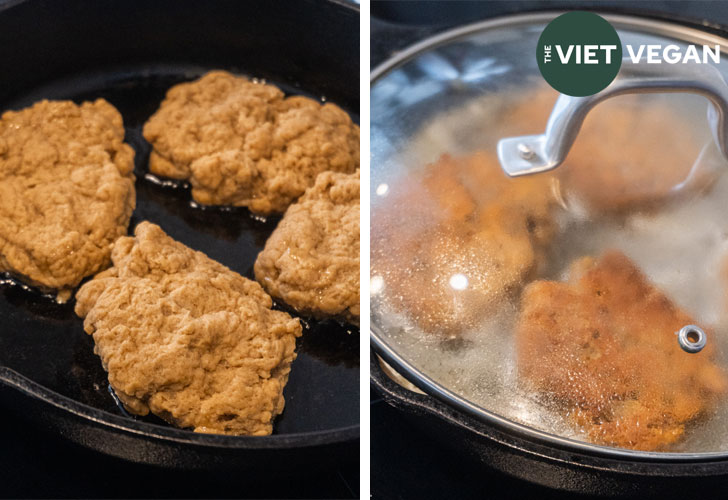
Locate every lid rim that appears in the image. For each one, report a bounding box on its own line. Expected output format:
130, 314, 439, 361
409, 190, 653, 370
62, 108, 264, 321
371, 11, 728, 84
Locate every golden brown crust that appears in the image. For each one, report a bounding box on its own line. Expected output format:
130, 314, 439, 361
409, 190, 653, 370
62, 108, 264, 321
0, 99, 135, 293
371, 152, 557, 336
75, 222, 302, 436
143, 71, 360, 214
254, 170, 359, 323
516, 251, 727, 450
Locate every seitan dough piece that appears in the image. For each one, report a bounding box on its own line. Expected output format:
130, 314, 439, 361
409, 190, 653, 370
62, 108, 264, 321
143, 71, 360, 215
516, 251, 727, 451
0, 99, 135, 296
75, 222, 302, 436
254, 170, 359, 323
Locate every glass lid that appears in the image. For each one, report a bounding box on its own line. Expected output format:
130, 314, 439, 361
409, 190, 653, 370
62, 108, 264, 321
370, 13, 728, 456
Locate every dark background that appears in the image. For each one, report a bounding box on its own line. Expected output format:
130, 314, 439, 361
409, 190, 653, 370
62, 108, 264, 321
0, 408, 358, 499
0, 408, 359, 498
370, 2, 728, 500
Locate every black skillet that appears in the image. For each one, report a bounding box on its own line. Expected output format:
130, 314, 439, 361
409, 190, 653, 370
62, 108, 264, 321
0, 0, 359, 471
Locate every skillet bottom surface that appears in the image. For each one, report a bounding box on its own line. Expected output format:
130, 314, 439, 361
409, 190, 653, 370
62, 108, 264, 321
0, 64, 360, 437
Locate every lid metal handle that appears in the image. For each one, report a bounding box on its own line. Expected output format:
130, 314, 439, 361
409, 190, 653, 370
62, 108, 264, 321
497, 59, 728, 176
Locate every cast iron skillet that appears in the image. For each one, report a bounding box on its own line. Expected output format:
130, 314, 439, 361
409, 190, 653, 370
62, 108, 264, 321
0, 0, 359, 471
370, 5, 728, 495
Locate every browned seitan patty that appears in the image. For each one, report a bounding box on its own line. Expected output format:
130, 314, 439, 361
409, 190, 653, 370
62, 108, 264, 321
516, 251, 727, 450
371, 152, 557, 336
75, 222, 302, 436
254, 170, 359, 323
143, 71, 360, 215
0, 99, 135, 297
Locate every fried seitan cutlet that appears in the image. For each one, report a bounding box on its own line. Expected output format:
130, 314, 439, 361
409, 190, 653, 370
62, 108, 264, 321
516, 251, 727, 450
143, 71, 360, 215
75, 222, 302, 436
254, 170, 359, 323
505, 89, 711, 212
0, 99, 135, 297
371, 152, 557, 336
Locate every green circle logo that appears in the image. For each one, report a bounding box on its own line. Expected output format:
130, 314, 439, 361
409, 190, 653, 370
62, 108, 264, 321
537, 12, 622, 97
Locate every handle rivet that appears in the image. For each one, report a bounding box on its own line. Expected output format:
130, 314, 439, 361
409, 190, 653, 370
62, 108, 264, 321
517, 143, 536, 160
